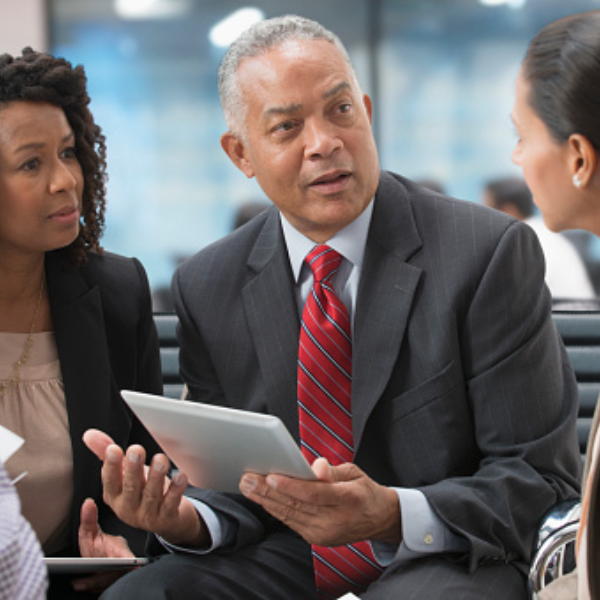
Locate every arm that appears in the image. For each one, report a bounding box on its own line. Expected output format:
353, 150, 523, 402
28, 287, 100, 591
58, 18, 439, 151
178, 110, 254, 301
424, 221, 581, 569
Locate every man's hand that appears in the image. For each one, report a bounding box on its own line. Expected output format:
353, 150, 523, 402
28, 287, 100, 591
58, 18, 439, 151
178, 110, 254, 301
239, 457, 401, 547
83, 429, 208, 547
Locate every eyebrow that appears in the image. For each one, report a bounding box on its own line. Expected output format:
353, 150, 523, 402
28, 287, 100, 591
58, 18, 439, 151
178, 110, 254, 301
13, 131, 75, 154
263, 81, 353, 118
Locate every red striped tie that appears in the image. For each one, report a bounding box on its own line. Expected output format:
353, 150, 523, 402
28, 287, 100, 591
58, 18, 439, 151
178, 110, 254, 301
298, 245, 383, 599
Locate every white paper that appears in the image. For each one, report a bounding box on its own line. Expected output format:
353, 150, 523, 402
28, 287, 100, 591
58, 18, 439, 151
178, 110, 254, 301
339, 594, 361, 600
0, 424, 24, 462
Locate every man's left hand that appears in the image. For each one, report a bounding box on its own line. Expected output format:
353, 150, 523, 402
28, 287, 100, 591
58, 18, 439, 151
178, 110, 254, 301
239, 457, 401, 547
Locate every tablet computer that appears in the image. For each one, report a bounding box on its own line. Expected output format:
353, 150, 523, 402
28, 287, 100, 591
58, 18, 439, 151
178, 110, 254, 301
44, 557, 149, 574
121, 390, 316, 493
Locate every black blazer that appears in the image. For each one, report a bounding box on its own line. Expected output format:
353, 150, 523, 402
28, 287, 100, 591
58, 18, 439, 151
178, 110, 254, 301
172, 171, 581, 571
45, 249, 162, 556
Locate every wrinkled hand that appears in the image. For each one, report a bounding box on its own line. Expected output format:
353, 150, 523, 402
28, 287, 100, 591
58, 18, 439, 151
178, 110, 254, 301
239, 457, 401, 547
72, 498, 134, 593
83, 429, 207, 547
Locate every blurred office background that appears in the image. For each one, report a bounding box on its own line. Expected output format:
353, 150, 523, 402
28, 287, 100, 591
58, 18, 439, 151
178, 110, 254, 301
3, 0, 600, 302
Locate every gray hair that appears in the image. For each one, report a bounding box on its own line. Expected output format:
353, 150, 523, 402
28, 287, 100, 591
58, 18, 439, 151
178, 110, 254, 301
218, 14, 357, 136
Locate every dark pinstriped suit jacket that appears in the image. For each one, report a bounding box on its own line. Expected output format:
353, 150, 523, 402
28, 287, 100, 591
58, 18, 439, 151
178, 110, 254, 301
172, 170, 581, 572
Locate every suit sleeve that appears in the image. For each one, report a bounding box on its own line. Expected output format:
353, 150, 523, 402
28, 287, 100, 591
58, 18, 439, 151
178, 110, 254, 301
423, 221, 581, 571
170, 267, 282, 551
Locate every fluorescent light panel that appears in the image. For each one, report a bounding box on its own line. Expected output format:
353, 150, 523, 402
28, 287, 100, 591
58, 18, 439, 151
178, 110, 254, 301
115, 0, 191, 20
209, 8, 265, 48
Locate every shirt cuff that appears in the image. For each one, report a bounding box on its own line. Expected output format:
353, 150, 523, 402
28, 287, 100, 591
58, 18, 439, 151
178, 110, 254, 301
371, 488, 469, 566
156, 498, 225, 554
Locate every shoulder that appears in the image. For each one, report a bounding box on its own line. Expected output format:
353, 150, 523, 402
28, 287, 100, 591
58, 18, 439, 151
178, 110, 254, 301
78, 251, 152, 318
174, 205, 279, 284
378, 170, 533, 253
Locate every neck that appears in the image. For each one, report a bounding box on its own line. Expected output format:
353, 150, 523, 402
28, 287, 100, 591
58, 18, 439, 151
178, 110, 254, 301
0, 255, 46, 304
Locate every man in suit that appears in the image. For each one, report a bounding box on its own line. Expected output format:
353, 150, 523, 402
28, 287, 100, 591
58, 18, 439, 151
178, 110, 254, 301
87, 15, 581, 599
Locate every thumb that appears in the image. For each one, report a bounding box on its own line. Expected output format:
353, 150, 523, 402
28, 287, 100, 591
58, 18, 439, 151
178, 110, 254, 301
328, 462, 364, 483
83, 429, 115, 461
311, 457, 334, 482
80, 497, 100, 533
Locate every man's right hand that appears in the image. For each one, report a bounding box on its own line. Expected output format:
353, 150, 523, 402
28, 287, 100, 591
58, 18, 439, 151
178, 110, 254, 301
83, 429, 208, 547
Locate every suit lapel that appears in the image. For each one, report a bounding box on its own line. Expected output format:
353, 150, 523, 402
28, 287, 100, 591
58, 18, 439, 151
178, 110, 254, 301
45, 252, 116, 546
352, 172, 424, 446
240, 173, 425, 446
242, 210, 302, 438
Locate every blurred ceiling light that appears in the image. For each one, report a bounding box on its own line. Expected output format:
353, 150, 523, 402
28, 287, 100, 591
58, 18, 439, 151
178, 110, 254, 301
479, 0, 526, 7
115, 0, 191, 19
209, 8, 265, 48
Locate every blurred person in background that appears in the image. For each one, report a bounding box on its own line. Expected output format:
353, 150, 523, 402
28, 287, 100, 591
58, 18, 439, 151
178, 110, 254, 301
482, 176, 596, 305
0, 48, 162, 598
511, 9, 600, 599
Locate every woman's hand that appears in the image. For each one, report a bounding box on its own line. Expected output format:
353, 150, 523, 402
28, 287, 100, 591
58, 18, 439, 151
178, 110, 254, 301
72, 498, 135, 593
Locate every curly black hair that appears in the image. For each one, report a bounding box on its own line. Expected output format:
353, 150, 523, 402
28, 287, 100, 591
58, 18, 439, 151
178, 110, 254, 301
0, 47, 106, 265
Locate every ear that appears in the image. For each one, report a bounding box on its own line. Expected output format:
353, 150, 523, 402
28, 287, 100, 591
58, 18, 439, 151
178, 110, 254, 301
220, 132, 255, 179
568, 133, 598, 188
362, 93, 373, 124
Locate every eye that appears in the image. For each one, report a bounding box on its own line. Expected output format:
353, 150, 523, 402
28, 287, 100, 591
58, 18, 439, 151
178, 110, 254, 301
273, 120, 296, 133
61, 146, 78, 160
20, 158, 39, 172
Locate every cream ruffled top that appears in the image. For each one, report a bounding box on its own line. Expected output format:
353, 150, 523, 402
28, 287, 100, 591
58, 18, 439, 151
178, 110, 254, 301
0, 332, 73, 556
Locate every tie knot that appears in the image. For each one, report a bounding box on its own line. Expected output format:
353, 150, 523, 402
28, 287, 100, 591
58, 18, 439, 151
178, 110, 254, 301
305, 245, 343, 283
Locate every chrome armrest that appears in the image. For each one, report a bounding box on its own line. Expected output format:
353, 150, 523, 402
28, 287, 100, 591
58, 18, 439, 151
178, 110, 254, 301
528, 499, 581, 599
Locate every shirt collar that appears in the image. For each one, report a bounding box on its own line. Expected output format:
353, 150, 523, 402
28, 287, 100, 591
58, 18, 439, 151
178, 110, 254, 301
281, 199, 374, 283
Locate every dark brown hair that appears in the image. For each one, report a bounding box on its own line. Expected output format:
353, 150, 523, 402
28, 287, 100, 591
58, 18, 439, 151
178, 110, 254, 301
0, 47, 106, 265
522, 10, 600, 150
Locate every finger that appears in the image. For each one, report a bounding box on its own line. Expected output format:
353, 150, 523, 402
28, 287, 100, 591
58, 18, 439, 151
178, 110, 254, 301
102, 444, 125, 500
78, 498, 101, 557
121, 445, 147, 504
140, 454, 171, 515
264, 473, 339, 507
83, 429, 116, 461
160, 471, 188, 516
311, 457, 333, 481
241, 474, 318, 519
79, 498, 100, 535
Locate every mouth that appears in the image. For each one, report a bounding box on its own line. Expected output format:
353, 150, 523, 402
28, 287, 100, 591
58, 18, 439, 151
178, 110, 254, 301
48, 204, 80, 224
308, 170, 352, 194
310, 170, 351, 186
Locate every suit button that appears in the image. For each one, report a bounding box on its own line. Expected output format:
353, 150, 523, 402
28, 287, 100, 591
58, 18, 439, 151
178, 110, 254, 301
424, 533, 434, 545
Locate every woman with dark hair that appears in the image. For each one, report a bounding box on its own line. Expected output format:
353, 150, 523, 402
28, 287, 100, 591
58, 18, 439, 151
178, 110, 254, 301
0, 48, 161, 597
511, 10, 600, 600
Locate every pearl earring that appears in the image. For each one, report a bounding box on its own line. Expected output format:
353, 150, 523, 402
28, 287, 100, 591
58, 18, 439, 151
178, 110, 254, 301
573, 174, 582, 188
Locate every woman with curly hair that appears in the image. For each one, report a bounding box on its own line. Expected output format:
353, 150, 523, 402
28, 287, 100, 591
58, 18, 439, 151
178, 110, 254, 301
0, 47, 161, 597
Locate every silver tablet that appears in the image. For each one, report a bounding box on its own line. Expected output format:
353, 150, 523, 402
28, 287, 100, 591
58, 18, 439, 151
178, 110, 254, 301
121, 390, 316, 493
44, 557, 149, 574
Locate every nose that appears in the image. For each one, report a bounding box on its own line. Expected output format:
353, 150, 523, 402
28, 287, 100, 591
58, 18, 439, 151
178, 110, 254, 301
49, 159, 79, 194
304, 118, 342, 160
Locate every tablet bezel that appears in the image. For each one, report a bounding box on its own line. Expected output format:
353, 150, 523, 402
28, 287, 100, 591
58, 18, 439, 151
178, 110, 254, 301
44, 557, 149, 574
